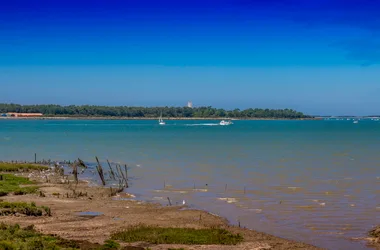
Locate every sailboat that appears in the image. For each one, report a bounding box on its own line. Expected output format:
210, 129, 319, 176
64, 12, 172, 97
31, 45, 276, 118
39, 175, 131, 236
159, 112, 165, 125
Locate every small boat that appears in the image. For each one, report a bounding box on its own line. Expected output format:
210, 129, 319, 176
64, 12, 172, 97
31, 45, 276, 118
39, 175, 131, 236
219, 119, 233, 126
353, 120, 358, 124
158, 112, 165, 125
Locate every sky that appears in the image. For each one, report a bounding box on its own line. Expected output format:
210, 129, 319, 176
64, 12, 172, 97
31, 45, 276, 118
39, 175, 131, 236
1, 0, 379, 115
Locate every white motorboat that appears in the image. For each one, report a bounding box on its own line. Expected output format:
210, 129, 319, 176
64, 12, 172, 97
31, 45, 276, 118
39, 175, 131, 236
219, 119, 233, 126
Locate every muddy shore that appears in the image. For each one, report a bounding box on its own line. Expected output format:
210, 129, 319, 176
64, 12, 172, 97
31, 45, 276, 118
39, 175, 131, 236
0, 170, 322, 250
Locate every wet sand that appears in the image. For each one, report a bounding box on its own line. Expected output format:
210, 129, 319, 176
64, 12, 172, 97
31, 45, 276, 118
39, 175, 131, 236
0, 172, 321, 250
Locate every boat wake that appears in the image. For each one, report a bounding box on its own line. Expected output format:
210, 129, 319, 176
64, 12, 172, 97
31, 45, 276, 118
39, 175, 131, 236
185, 123, 220, 126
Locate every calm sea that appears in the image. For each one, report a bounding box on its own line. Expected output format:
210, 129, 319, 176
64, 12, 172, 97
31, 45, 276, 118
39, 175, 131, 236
0, 119, 379, 249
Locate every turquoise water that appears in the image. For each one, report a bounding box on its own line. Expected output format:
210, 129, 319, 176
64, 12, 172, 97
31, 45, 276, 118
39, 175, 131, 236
1, 119, 379, 249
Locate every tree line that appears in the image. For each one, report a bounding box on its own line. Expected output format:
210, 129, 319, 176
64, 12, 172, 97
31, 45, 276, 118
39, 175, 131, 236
0, 103, 312, 119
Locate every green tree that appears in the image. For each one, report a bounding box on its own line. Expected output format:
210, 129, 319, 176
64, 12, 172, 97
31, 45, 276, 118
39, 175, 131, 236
0, 103, 312, 119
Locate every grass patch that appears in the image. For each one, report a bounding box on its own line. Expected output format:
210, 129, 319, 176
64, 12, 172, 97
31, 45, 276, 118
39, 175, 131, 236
0, 201, 51, 216
0, 163, 48, 172
0, 174, 38, 196
111, 225, 243, 245
0, 223, 80, 249
0, 223, 148, 249
102, 240, 120, 249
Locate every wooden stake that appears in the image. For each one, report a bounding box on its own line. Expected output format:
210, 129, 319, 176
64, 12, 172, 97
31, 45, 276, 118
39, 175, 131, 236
124, 164, 128, 181
95, 157, 106, 186
72, 163, 78, 184
118, 165, 127, 184
77, 158, 87, 168
116, 165, 123, 179
107, 159, 116, 180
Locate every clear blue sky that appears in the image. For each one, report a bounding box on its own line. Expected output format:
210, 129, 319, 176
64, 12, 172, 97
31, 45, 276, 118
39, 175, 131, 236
1, 0, 379, 115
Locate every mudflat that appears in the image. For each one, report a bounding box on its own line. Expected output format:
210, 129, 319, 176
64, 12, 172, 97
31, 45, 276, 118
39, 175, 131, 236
0, 171, 321, 250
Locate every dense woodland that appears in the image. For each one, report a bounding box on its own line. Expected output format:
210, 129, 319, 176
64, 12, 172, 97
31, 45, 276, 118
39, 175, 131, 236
0, 103, 312, 119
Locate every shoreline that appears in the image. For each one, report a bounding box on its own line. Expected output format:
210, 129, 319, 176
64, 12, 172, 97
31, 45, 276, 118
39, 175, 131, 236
0, 116, 320, 121
0, 166, 321, 250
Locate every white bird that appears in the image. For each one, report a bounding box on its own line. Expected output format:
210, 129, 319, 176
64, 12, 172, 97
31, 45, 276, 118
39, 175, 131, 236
182, 200, 186, 205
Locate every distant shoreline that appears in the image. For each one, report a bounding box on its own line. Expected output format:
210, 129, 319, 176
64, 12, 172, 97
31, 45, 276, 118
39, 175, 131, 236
0, 116, 321, 121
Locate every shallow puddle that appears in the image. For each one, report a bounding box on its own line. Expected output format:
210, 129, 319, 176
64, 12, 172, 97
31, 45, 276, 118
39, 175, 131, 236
75, 211, 104, 217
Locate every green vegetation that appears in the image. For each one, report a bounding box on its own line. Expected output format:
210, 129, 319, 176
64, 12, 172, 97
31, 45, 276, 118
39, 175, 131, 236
111, 225, 243, 245
0, 223, 150, 249
101, 240, 120, 250
0, 224, 65, 249
0, 103, 311, 119
0, 201, 51, 216
0, 174, 38, 196
0, 163, 48, 172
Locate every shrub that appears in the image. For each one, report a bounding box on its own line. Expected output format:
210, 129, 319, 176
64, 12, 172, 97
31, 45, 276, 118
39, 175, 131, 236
0, 202, 50, 216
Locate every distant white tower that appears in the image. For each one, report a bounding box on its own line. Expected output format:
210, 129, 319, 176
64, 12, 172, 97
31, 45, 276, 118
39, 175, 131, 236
187, 101, 193, 108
